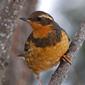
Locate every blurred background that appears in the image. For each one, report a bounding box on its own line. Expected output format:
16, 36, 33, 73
0, 0, 85, 85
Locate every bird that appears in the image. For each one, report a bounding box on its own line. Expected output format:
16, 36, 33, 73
19, 11, 71, 85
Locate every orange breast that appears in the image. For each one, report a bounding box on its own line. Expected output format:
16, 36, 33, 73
25, 31, 69, 74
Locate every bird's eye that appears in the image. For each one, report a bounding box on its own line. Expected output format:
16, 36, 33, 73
37, 17, 42, 21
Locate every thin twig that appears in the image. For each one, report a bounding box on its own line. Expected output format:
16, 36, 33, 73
48, 22, 85, 85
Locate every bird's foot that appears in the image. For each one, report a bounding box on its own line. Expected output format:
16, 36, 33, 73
62, 55, 72, 65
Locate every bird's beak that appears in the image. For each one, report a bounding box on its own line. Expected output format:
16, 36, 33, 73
19, 17, 31, 23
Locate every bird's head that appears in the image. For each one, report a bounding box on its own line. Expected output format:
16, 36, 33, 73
20, 11, 55, 38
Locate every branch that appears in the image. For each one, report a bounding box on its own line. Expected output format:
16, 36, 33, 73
0, 0, 35, 85
48, 22, 85, 85
0, 0, 25, 78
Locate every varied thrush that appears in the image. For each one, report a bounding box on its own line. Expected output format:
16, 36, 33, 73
20, 11, 71, 84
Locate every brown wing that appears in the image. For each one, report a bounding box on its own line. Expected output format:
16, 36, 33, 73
54, 21, 70, 41
24, 33, 32, 53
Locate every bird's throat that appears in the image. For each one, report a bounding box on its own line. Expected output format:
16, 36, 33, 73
33, 29, 52, 39
30, 22, 53, 38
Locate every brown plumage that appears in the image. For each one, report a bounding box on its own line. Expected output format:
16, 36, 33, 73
20, 11, 71, 84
